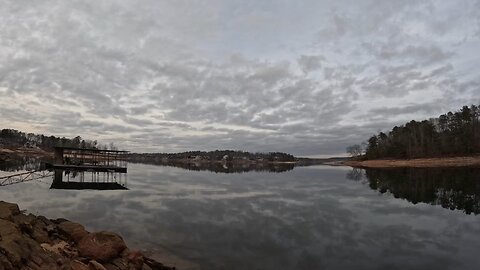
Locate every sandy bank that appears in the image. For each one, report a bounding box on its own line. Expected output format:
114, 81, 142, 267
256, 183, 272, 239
343, 156, 480, 168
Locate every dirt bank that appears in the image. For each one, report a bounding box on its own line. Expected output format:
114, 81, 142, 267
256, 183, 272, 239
0, 201, 174, 270
344, 156, 480, 168
0, 147, 52, 159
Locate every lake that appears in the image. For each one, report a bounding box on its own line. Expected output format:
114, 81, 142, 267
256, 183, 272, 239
1, 162, 480, 270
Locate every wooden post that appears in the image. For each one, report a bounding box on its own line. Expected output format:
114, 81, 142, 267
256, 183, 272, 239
54, 148, 64, 164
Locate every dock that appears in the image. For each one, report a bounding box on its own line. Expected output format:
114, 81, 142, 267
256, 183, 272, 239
46, 147, 129, 173
0, 147, 129, 190
46, 146, 129, 190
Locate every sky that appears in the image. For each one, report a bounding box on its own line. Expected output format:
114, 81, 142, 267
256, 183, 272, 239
0, 0, 479, 157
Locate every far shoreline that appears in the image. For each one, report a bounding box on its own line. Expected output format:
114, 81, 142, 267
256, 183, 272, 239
3, 146, 480, 169
342, 155, 480, 168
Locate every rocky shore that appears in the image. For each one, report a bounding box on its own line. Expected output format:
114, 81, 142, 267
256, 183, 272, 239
0, 201, 174, 270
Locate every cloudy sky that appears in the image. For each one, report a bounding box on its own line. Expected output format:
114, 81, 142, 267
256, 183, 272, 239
0, 0, 479, 156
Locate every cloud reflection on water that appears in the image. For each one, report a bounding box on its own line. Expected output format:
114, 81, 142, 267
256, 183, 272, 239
0, 164, 479, 269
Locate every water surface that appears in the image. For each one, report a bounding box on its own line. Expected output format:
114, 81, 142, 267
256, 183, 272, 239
0, 163, 479, 270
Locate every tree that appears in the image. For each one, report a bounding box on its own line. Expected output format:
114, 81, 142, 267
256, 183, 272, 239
346, 144, 363, 158
360, 104, 480, 160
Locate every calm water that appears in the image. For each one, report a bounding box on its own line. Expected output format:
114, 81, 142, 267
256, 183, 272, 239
1, 162, 480, 270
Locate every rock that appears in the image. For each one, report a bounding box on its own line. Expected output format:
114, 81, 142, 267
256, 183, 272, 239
109, 258, 128, 269
12, 213, 35, 226
89, 260, 107, 270
41, 241, 77, 258
38, 216, 55, 228
0, 201, 20, 220
0, 219, 32, 265
0, 201, 172, 270
78, 232, 127, 262
0, 218, 62, 269
103, 263, 120, 270
12, 213, 36, 235
0, 253, 14, 269
142, 264, 153, 270
57, 221, 89, 243
70, 260, 90, 270
126, 250, 144, 269
144, 257, 175, 270
31, 221, 52, 244
30, 254, 44, 265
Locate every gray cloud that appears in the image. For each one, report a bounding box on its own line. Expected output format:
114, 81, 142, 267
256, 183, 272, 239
0, 0, 479, 156
298, 55, 325, 73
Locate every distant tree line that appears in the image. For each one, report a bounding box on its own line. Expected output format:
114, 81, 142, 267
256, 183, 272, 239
128, 150, 296, 162
0, 128, 115, 150
349, 104, 480, 159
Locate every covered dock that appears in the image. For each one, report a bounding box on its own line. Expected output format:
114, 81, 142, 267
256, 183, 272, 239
46, 147, 129, 173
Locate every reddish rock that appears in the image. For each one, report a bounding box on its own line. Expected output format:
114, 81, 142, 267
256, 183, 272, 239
126, 250, 145, 269
78, 231, 127, 262
57, 221, 89, 243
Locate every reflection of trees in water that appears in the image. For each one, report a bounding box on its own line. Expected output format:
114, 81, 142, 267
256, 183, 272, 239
347, 167, 480, 215
0, 156, 43, 172
130, 161, 295, 173
346, 168, 364, 182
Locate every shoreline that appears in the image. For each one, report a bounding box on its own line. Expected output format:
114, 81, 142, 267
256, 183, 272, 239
0, 201, 174, 270
343, 155, 480, 168
0, 147, 52, 157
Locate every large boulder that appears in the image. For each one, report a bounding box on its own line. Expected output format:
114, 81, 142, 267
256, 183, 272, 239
78, 231, 127, 262
0, 201, 20, 220
57, 221, 89, 242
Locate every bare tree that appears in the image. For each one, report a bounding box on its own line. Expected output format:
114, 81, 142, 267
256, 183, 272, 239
346, 144, 363, 158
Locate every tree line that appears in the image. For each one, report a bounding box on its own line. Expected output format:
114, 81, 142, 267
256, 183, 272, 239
0, 128, 115, 150
129, 150, 296, 162
348, 104, 480, 159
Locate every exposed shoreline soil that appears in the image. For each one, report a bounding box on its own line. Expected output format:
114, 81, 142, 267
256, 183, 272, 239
0, 147, 52, 157
343, 155, 480, 168
0, 201, 174, 270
